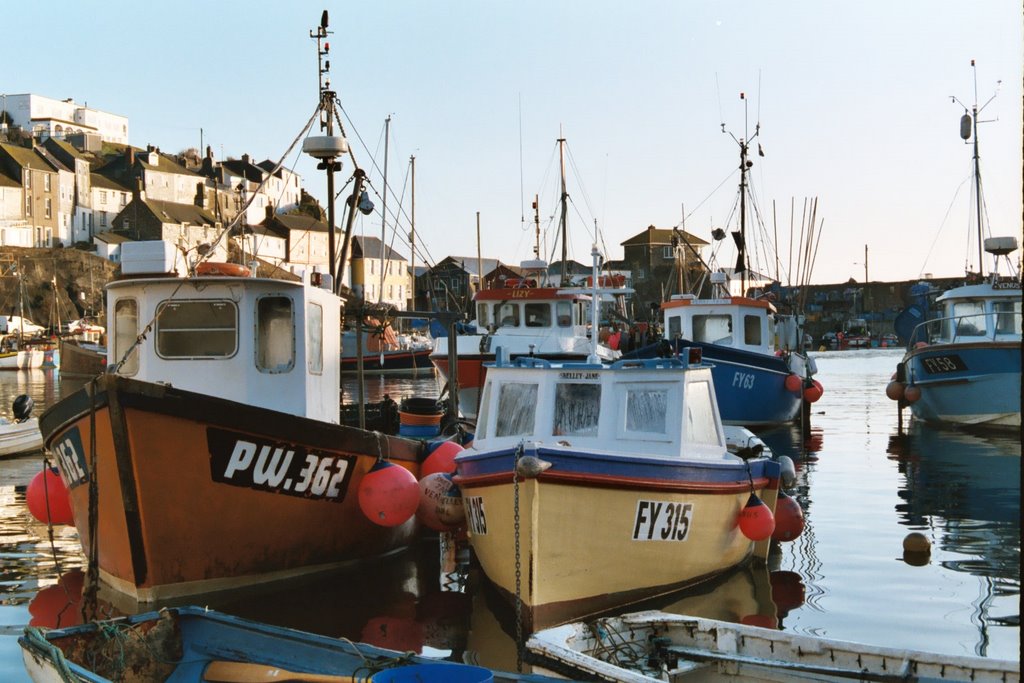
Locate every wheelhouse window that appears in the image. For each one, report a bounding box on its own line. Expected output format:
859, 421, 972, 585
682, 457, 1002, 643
693, 314, 732, 345
494, 382, 537, 437
256, 296, 294, 372
112, 298, 139, 375
556, 301, 572, 327
994, 300, 1021, 335
497, 303, 520, 328
743, 315, 761, 345
553, 383, 601, 436
624, 387, 668, 436
156, 300, 237, 358
685, 380, 720, 446
667, 314, 682, 339
307, 302, 323, 374
477, 302, 491, 329
525, 302, 551, 328
951, 301, 987, 337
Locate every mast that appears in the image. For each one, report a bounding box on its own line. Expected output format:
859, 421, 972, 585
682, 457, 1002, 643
533, 194, 541, 259
309, 11, 339, 285
380, 115, 391, 302
409, 155, 416, 309
558, 135, 569, 286
720, 92, 761, 297
953, 59, 1000, 278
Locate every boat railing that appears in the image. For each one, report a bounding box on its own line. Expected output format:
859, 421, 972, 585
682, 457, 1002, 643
910, 310, 1021, 346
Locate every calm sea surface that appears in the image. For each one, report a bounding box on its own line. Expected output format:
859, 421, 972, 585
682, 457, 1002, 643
0, 350, 1019, 680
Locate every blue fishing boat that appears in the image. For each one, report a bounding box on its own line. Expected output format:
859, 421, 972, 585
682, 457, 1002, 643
19, 605, 559, 682
623, 101, 820, 428
887, 63, 1021, 430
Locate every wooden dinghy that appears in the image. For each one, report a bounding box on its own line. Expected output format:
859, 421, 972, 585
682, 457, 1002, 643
526, 610, 1020, 682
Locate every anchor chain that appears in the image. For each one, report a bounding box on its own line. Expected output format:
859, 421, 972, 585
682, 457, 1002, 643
512, 441, 524, 671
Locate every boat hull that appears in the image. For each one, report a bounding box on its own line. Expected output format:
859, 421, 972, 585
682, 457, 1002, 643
0, 346, 50, 370
19, 605, 558, 683
341, 347, 433, 374
39, 374, 424, 602
0, 417, 44, 457
58, 339, 106, 378
456, 446, 779, 628
903, 341, 1021, 428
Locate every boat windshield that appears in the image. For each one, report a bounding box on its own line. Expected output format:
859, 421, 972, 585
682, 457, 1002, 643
625, 388, 668, 435
685, 380, 720, 446
495, 382, 537, 436
525, 302, 551, 328
994, 300, 1022, 335
553, 383, 601, 436
693, 314, 732, 345
743, 315, 762, 345
949, 301, 987, 337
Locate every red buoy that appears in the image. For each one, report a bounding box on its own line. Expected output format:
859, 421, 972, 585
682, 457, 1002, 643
885, 381, 905, 401
904, 385, 922, 403
770, 570, 806, 617
26, 467, 74, 526
357, 462, 420, 527
738, 493, 775, 541
416, 472, 465, 532
421, 441, 464, 478
28, 569, 85, 628
771, 491, 805, 542
803, 379, 824, 403
784, 374, 802, 393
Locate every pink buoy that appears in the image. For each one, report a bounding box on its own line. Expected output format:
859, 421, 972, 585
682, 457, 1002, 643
416, 472, 465, 532
885, 381, 905, 401
357, 462, 420, 527
26, 467, 74, 526
904, 385, 922, 403
421, 441, 464, 478
771, 491, 805, 542
784, 374, 802, 393
738, 493, 775, 541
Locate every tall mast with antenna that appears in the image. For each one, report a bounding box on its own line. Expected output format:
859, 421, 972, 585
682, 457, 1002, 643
308, 11, 338, 284
952, 60, 1001, 277
380, 115, 391, 302
409, 155, 416, 308
558, 134, 569, 286
721, 92, 760, 297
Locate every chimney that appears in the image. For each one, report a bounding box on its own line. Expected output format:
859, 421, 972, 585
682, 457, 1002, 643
126, 148, 135, 167
195, 182, 206, 208
265, 205, 273, 223
133, 177, 145, 203
242, 153, 250, 165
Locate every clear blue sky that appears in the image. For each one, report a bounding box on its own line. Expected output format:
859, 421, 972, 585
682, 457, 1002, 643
6, 1, 1021, 285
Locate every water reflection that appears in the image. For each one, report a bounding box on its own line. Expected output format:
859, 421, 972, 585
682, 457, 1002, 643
887, 423, 1021, 654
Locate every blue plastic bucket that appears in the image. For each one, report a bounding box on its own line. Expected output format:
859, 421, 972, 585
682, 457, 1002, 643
372, 663, 493, 683
399, 424, 441, 438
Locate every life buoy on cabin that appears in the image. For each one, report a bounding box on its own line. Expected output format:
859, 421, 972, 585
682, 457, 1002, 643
585, 274, 626, 288
195, 261, 251, 277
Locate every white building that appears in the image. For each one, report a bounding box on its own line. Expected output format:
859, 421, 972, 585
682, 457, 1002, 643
1, 94, 129, 145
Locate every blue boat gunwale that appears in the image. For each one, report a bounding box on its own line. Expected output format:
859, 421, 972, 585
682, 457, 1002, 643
19, 605, 559, 682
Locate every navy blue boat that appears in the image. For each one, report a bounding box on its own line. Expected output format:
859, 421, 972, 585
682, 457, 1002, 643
20, 606, 560, 682
624, 293, 818, 428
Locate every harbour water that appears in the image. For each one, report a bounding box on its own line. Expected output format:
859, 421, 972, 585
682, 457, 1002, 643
0, 349, 1018, 680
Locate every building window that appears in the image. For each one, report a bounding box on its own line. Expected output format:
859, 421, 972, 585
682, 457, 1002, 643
99, 191, 107, 205
23, 171, 30, 190
25, 196, 32, 216
44, 198, 51, 218
661, 246, 674, 259
44, 175, 51, 192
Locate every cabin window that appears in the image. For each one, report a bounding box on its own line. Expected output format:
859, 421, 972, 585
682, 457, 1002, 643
112, 298, 139, 375
156, 300, 237, 359
525, 302, 551, 328
256, 296, 295, 372
667, 315, 682, 339
307, 302, 323, 374
498, 303, 520, 328
494, 382, 537, 437
556, 301, 572, 327
994, 300, 1021, 335
685, 380, 720, 446
477, 303, 491, 329
951, 301, 986, 337
743, 315, 761, 345
625, 388, 668, 436
693, 314, 732, 345
553, 383, 601, 436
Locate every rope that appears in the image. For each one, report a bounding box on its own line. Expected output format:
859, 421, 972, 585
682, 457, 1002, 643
23, 627, 78, 682
39, 456, 62, 575
512, 441, 524, 672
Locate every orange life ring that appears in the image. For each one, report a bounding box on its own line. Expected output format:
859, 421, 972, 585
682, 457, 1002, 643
196, 261, 251, 277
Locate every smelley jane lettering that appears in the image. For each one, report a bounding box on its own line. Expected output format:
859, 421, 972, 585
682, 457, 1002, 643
207, 427, 355, 502
558, 371, 600, 380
